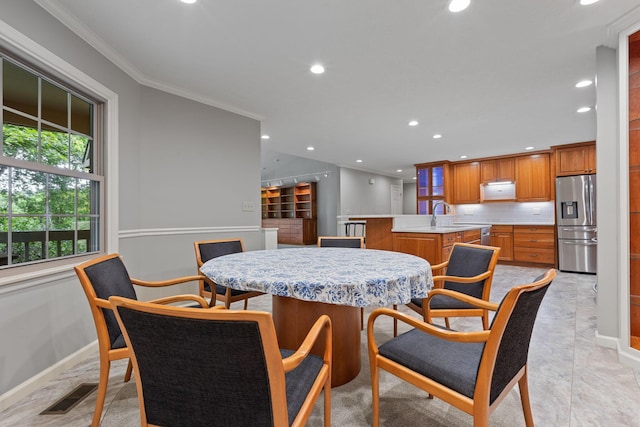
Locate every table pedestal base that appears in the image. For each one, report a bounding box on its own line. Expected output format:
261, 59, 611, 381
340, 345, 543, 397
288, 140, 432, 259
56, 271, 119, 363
272, 295, 361, 387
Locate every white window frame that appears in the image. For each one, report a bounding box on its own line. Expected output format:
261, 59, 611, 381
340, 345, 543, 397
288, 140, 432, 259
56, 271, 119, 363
0, 19, 118, 286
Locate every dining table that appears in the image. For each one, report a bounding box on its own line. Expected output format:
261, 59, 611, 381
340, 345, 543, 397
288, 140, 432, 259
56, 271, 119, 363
199, 246, 433, 386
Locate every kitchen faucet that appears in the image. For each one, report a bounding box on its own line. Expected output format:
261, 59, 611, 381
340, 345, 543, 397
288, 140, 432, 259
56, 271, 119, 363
431, 201, 452, 227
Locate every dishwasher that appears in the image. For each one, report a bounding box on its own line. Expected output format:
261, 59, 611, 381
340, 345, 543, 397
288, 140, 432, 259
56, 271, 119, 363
480, 226, 492, 245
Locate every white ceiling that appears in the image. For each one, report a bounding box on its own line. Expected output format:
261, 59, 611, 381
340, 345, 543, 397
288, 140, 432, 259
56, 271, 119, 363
37, 0, 639, 182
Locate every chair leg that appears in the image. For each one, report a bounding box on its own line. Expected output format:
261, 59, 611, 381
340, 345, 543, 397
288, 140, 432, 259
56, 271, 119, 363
392, 304, 398, 337
444, 317, 451, 329
124, 359, 133, 382
371, 364, 380, 427
244, 299, 249, 310
519, 369, 534, 427
92, 357, 110, 427
324, 375, 331, 427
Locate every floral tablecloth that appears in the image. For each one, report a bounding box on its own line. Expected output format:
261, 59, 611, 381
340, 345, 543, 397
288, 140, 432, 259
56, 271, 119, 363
199, 247, 433, 307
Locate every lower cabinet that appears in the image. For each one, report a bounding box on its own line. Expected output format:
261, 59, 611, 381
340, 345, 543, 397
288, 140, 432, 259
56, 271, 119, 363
262, 218, 317, 245
513, 225, 555, 265
393, 229, 483, 266
490, 225, 514, 261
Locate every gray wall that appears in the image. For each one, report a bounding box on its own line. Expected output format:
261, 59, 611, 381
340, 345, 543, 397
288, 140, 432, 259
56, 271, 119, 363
0, 0, 261, 395
403, 182, 417, 214
595, 45, 620, 340
339, 168, 403, 217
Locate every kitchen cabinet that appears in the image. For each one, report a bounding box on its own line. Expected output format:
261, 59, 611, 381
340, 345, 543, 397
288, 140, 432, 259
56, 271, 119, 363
415, 161, 451, 214
513, 225, 555, 265
555, 142, 596, 176
490, 225, 513, 261
515, 154, 551, 201
481, 158, 515, 184
348, 217, 393, 250
452, 162, 481, 204
393, 228, 483, 266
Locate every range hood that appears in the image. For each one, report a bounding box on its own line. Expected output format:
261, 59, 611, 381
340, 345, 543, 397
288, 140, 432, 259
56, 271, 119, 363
480, 182, 516, 202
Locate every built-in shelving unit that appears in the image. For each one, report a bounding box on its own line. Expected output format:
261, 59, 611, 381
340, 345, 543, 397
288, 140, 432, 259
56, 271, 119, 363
261, 182, 317, 244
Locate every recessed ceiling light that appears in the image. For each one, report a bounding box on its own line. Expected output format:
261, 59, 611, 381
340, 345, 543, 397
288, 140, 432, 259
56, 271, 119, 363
577, 106, 592, 113
356, 159, 363, 163
397, 169, 403, 173
310, 64, 325, 74
307, 146, 315, 151
408, 120, 419, 127
460, 155, 468, 159
576, 80, 593, 88
261, 134, 270, 140
433, 134, 442, 139
525, 146, 535, 150
449, 0, 470, 12
579, 0, 599, 5
180, 0, 197, 3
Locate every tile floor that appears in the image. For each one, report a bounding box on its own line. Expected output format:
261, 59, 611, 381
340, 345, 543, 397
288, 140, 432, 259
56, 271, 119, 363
1, 265, 639, 426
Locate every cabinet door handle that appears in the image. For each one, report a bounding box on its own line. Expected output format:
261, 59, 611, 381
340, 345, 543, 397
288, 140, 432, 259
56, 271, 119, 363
529, 253, 538, 257
529, 239, 537, 242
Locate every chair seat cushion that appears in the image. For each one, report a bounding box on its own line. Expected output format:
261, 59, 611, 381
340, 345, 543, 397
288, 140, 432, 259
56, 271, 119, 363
112, 333, 127, 350
378, 328, 485, 399
281, 349, 324, 425
204, 282, 253, 297
427, 294, 479, 310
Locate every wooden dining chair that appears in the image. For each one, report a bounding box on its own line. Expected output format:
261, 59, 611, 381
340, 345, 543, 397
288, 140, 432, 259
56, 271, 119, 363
318, 236, 366, 329
194, 238, 263, 308
369, 269, 556, 427
74, 253, 207, 427
109, 297, 332, 427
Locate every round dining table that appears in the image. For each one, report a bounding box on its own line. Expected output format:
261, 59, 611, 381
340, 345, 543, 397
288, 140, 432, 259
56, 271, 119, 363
199, 247, 433, 386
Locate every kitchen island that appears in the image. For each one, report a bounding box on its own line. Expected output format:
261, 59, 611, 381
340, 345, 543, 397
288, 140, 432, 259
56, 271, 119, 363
344, 215, 490, 265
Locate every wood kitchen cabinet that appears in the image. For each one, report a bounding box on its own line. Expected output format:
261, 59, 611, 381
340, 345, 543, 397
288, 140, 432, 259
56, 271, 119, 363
490, 225, 513, 261
515, 153, 551, 201
513, 225, 555, 265
452, 162, 481, 204
554, 142, 596, 176
393, 229, 483, 266
481, 158, 515, 184
348, 217, 393, 251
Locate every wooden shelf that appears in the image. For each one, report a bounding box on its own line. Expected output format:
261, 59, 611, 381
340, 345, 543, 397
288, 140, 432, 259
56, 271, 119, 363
262, 182, 317, 244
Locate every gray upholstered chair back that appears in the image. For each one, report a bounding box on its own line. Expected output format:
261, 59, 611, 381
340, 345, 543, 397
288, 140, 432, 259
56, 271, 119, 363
487, 277, 552, 403
83, 256, 137, 348
198, 239, 243, 263
319, 237, 363, 248
115, 307, 278, 426
443, 244, 495, 299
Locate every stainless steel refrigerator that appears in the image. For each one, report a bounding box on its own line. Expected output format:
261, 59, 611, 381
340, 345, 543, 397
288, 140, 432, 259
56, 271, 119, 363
556, 175, 597, 273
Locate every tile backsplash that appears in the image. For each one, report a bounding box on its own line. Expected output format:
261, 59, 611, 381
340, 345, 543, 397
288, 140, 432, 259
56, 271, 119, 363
453, 201, 555, 224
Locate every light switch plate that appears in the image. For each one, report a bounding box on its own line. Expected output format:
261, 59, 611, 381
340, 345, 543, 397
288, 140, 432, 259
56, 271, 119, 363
532, 208, 541, 215
242, 201, 254, 212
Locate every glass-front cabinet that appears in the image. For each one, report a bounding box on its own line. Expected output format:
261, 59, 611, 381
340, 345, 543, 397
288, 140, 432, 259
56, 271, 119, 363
415, 161, 451, 215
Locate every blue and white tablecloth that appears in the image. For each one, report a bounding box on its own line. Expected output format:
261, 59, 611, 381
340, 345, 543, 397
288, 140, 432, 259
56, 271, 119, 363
199, 247, 433, 307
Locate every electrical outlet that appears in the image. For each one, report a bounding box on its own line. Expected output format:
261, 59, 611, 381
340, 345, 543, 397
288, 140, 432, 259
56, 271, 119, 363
242, 201, 254, 212
464, 207, 474, 215
532, 208, 541, 215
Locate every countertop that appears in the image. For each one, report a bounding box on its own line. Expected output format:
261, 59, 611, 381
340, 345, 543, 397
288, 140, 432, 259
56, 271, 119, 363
392, 224, 489, 234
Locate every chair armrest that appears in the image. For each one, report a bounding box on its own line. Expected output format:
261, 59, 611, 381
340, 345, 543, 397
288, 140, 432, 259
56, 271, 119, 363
95, 298, 111, 309
148, 294, 210, 308
282, 314, 332, 372
430, 260, 449, 273
432, 269, 492, 284
131, 275, 205, 287
367, 307, 489, 350
425, 288, 499, 311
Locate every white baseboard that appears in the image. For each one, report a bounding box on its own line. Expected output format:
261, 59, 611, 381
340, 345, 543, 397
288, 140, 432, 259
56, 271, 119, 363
594, 331, 618, 349
0, 340, 98, 413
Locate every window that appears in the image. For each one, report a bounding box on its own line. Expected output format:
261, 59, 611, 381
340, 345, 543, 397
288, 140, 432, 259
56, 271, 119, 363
416, 162, 448, 215
1, 55, 102, 268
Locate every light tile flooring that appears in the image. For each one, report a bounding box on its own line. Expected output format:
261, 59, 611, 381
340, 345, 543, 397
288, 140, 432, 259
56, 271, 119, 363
1, 265, 640, 426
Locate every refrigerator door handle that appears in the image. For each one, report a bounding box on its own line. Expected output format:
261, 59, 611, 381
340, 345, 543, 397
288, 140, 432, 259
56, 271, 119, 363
561, 227, 597, 232
562, 240, 598, 246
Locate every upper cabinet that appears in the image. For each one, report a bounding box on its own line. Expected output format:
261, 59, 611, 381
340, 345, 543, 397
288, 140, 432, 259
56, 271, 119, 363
515, 153, 551, 201
415, 161, 451, 214
554, 142, 596, 176
452, 161, 481, 204
480, 158, 515, 183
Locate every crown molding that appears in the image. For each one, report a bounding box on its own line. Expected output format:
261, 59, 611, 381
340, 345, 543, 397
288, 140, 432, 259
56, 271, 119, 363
34, 0, 264, 121
605, 5, 640, 48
